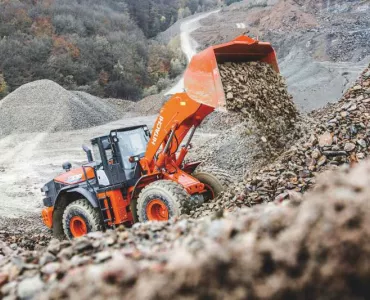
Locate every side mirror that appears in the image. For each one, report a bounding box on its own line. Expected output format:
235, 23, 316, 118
82, 145, 93, 163
62, 162, 72, 172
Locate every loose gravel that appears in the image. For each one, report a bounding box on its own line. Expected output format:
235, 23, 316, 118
191, 63, 370, 218
1, 160, 370, 299
221, 61, 299, 149
0, 80, 128, 136
189, 61, 310, 176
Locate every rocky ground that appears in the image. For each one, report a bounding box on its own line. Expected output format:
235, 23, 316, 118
1, 158, 370, 299
191, 64, 370, 218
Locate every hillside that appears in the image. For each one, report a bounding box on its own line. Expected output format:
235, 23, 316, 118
0, 0, 221, 101
192, 0, 370, 111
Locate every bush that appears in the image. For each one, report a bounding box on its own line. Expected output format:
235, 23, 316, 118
170, 58, 185, 78
0, 73, 9, 99
143, 85, 159, 97
156, 76, 172, 92
0, 0, 221, 100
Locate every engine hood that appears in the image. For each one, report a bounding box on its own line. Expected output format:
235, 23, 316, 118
54, 167, 95, 185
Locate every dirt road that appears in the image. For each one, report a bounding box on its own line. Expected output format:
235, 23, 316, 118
165, 9, 220, 95
0, 115, 156, 219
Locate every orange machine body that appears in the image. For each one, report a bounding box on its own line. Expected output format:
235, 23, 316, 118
97, 189, 133, 226
54, 167, 95, 185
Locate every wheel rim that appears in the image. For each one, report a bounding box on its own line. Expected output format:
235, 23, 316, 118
203, 183, 215, 201
146, 199, 169, 221
70, 216, 88, 237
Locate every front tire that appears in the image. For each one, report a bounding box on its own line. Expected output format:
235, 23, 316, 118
62, 199, 102, 240
137, 180, 190, 222
193, 167, 233, 201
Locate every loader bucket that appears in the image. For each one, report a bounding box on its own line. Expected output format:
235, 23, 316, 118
183, 35, 279, 110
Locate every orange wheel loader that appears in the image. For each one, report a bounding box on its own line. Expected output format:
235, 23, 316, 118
40, 35, 279, 239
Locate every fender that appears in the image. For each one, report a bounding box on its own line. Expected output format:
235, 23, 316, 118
66, 187, 98, 207
55, 186, 98, 208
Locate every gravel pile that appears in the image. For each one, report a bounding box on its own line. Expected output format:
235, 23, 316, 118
220, 61, 299, 149
1, 160, 370, 299
104, 97, 136, 112
191, 64, 370, 218
0, 80, 126, 136
0, 214, 52, 251
189, 61, 311, 175
130, 94, 168, 115
199, 111, 244, 132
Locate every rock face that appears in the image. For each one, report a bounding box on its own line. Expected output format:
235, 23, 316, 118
1, 160, 370, 299
220, 61, 298, 149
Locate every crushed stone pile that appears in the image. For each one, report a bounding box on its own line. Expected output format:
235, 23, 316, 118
1, 160, 370, 299
0, 214, 52, 251
0, 80, 127, 136
220, 61, 299, 149
191, 64, 370, 218
199, 111, 244, 132
190, 115, 314, 176
104, 97, 136, 112
189, 61, 311, 175
130, 94, 168, 115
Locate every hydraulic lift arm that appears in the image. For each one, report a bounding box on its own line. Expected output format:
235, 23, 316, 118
143, 93, 214, 171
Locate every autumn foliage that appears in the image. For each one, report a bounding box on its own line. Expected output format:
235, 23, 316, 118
0, 0, 219, 100
0, 74, 9, 98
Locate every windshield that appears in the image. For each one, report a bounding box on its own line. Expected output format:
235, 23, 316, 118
92, 144, 102, 169
92, 136, 112, 169
117, 128, 149, 158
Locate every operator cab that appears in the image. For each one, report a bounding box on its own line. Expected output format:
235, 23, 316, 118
91, 125, 151, 187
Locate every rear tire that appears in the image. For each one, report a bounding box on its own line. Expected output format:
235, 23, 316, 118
62, 199, 102, 240
193, 167, 233, 201
137, 180, 190, 222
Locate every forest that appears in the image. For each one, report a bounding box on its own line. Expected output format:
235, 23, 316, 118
0, 0, 232, 100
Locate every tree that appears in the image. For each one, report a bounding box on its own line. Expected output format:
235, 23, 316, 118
0, 73, 9, 99
0, 0, 221, 100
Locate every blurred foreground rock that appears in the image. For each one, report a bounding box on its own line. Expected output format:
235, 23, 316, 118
1, 159, 370, 299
